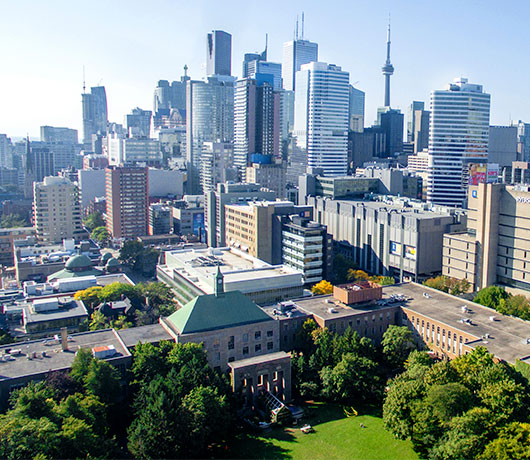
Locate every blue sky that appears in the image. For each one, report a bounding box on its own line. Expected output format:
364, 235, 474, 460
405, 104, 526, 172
1, 0, 528, 138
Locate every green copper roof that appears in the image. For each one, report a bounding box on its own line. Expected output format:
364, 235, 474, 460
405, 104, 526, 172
65, 254, 92, 270
47, 267, 103, 281
106, 257, 120, 267
166, 291, 272, 334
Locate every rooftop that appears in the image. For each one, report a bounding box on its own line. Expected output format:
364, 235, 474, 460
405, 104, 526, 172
23, 298, 87, 324
162, 247, 303, 295
165, 290, 273, 335
0, 329, 130, 381
117, 324, 173, 348
228, 351, 291, 369
383, 283, 530, 364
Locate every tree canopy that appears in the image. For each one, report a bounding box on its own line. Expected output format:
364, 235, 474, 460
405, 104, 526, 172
83, 212, 105, 231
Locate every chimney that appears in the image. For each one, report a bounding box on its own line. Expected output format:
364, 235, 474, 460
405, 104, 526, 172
60, 327, 68, 352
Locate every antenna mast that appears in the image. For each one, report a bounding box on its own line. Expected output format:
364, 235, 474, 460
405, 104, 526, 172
82, 66, 86, 93
302, 11, 305, 39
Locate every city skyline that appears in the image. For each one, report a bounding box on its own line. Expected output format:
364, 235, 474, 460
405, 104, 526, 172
1, 0, 529, 137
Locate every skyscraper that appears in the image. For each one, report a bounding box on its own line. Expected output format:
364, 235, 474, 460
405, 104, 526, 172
427, 78, 490, 207
0, 134, 11, 168
349, 86, 365, 132
246, 61, 282, 91
292, 62, 349, 177
33, 176, 83, 243
381, 23, 394, 107
242, 38, 267, 78
282, 38, 318, 91
106, 165, 148, 239
82, 86, 108, 145
407, 101, 424, 143
186, 76, 235, 194
233, 75, 280, 178
206, 30, 232, 76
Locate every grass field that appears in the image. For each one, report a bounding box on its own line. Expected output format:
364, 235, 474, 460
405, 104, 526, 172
229, 402, 419, 460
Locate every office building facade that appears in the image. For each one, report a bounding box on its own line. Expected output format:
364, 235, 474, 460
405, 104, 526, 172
282, 39, 318, 91
293, 62, 349, 177
427, 78, 490, 207
186, 76, 235, 194
105, 166, 148, 239
206, 30, 232, 76
82, 86, 108, 145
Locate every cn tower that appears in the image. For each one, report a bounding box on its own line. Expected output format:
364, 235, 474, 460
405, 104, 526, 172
381, 22, 394, 107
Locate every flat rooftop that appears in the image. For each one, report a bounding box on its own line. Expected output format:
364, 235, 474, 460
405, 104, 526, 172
163, 247, 302, 294
228, 351, 291, 369
288, 295, 394, 321
23, 298, 87, 324
335, 199, 456, 220
0, 329, 130, 381
117, 324, 173, 348
383, 283, 530, 364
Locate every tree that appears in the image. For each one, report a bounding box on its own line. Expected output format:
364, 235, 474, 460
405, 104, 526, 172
98, 282, 141, 307
311, 279, 333, 295
83, 359, 121, 405
371, 275, 396, 286
381, 325, 416, 368
0, 329, 14, 345
293, 318, 318, 354
83, 212, 105, 231
346, 269, 369, 282
424, 275, 470, 295
473, 285, 510, 309
480, 422, 530, 460
137, 281, 175, 312
119, 240, 145, 269
89, 311, 107, 330
91, 226, 111, 246
321, 352, 380, 403
74, 286, 103, 311
0, 213, 28, 228
70, 348, 94, 382
179, 386, 230, 456
332, 254, 357, 284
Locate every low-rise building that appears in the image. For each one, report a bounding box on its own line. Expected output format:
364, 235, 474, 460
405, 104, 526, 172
171, 196, 204, 239
0, 227, 35, 267
156, 246, 304, 306
246, 162, 287, 199
148, 203, 172, 235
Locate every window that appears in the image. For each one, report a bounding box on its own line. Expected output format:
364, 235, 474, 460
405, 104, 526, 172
267, 330, 273, 337
255, 344, 261, 352
267, 341, 273, 350
243, 346, 249, 355
243, 333, 249, 342
228, 336, 234, 350
213, 339, 220, 350
255, 331, 261, 340
228, 357, 235, 363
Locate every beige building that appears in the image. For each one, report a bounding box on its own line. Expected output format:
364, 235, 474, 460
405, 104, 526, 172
443, 183, 530, 291
33, 177, 84, 243
245, 162, 286, 199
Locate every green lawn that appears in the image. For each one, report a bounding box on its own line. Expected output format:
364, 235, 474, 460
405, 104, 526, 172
229, 402, 419, 460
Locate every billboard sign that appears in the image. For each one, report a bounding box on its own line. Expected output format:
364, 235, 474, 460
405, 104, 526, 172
404, 245, 416, 260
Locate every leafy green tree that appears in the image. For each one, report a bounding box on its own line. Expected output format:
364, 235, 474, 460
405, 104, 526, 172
91, 226, 111, 245
9, 382, 56, 419
346, 269, 369, 282
370, 275, 396, 286
179, 386, 229, 456
424, 382, 472, 421
381, 325, 416, 368
83, 359, 121, 405
70, 348, 94, 382
383, 378, 426, 439
45, 371, 82, 400
130, 341, 175, 385
55, 393, 107, 432
430, 407, 495, 460
0, 213, 28, 228
110, 315, 133, 330
424, 275, 470, 295
293, 318, 318, 354
473, 285, 510, 309
480, 422, 530, 460
332, 254, 357, 284
98, 282, 141, 306
83, 212, 105, 231
89, 310, 107, 330
478, 378, 528, 424
119, 240, 144, 269
321, 353, 380, 403
137, 282, 174, 308
423, 359, 459, 386
0, 329, 14, 345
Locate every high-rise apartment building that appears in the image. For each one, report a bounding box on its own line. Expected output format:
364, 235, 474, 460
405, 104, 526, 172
26, 144, 55, 183
233, 75, 280, 177
33, 177, 83, 243
516, 121, 530, 162
82, 86, 108, 146
206, 30, 232, 76
105, 166, 148, 239
282, 39, 318, 91
427, 78, 490, 207
186, 76, 235, 194
292, 62, 349, 177
0, 134, 11, 168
